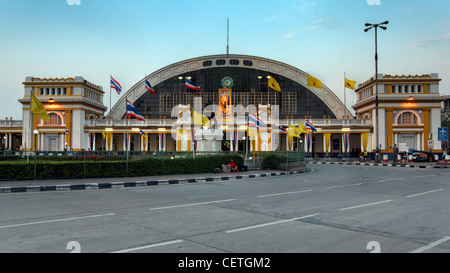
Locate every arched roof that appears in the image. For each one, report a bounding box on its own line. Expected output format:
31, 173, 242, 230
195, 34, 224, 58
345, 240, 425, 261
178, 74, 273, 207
108, 54, 351, 119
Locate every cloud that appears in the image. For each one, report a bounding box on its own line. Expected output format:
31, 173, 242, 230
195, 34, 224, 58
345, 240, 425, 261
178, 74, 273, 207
414, 32, 450, 48
300, 15, 332, 32
284, 32, 294, 38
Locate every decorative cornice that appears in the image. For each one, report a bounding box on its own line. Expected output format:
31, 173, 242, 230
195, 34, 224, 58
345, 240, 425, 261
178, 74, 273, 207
32, 77, 74, 82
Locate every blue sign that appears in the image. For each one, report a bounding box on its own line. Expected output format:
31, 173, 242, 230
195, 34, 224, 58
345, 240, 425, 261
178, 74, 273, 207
438, 127, 448, 141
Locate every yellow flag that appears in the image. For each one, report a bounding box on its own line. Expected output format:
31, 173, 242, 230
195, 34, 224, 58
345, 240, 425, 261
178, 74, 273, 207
362, 133, 369, 152
288, 124, 301, 138
30, 94, 50, 122
268, 77, 281, 92
192, 110, 210, 127
345, 78, 357, 90
248, 127, 258, 137
102, 129, 106, 140
324, 133, 331, 154
307, 75, 322, 89
298, 122, 306, 134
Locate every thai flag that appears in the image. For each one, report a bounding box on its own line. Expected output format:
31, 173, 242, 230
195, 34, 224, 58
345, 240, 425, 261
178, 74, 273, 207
124, 133, 128, 150
140, 129, 146, 137
126, 100, 145, 121
248, 113, 264, 129
111, 76, 122, 95
280, 126, 288, 135
185, 78, 201, 91
145, 80, 156, 95
306, 120, 317, 134
159, 133, 165, 151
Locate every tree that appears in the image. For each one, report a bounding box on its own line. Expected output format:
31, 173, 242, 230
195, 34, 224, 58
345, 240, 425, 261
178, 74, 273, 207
442, 109, 450, 129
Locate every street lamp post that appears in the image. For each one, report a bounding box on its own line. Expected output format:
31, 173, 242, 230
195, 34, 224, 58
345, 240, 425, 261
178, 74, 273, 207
33, 129, 39, 180
364, 21, 388, 163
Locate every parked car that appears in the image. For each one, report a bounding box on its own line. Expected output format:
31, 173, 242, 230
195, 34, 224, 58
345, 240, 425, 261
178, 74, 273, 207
412, 150, 436, 162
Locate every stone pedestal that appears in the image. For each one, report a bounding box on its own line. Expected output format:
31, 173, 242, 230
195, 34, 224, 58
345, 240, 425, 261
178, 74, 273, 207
195, 129, 223, 152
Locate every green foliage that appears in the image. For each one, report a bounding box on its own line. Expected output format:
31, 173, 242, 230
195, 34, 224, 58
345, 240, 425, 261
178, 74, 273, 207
0, 154, 245, 181
261, 154, 287, 170
442, 110, 450, 129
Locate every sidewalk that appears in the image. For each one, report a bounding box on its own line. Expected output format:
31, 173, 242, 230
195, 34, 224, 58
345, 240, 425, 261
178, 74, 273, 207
0, 169, 311, 194
308, 158, 450, 169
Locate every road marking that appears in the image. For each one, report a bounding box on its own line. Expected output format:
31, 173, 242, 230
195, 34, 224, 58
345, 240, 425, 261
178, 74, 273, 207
225, 213, 319, 233
410, 236, 450, 253
111, 240, 184, 253
257, 189, 313, 198
0, 213, 115, 229
340, 200, 393, 211
149, 199, 235, 211
406, 189, 444, 198
412, 175, 436, 179
327, 183, 362, 189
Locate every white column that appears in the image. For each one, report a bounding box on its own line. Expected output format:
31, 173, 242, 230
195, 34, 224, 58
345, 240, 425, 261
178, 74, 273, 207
5, 133, 10, 149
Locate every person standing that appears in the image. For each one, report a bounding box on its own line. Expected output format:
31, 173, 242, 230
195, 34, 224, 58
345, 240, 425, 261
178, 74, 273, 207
392, 144, 399, 164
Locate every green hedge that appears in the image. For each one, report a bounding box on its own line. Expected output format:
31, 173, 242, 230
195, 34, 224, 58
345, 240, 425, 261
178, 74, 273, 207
261, 154, 287, 170
0, 154, 244, 181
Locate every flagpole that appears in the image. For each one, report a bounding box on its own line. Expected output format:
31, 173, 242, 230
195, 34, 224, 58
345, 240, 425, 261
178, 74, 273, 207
344, 72, 347, 119
126, 97, 129, 175
144, 74, 147, 119
110, 74, 112, 117
344, 72, 347, 160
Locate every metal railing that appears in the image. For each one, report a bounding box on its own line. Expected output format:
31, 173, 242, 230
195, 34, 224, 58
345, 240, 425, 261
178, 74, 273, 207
0, 150, 305, 180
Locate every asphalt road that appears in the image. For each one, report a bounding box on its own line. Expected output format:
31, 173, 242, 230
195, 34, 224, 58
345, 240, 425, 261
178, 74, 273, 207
1, 164, 450, 254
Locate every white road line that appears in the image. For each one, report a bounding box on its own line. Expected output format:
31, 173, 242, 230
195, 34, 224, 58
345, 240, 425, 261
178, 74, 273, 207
412, 175, 436, 179
327, 183, 362, 189
0, 213, 115, 229
410, 236, 450, 253
225, 213, 319, 233
111, 240, 184, 253
149, 199, 236, 211
340, 200, 393, 211
257, 189, 313, 198
406, 189, 444, 198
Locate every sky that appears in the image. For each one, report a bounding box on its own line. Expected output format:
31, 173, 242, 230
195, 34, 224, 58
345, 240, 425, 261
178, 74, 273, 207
1, 0, 449, 120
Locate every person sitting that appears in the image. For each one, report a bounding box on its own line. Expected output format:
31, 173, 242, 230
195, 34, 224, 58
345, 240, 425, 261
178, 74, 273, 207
229, 158, 239, 173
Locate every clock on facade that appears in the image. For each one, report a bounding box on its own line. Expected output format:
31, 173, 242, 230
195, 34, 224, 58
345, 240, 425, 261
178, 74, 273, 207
221, 76, 234, 89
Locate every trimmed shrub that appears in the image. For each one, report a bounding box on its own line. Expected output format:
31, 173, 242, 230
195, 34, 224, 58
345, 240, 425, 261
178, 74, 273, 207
261, 154, 287, 170
0, 154, 244, 181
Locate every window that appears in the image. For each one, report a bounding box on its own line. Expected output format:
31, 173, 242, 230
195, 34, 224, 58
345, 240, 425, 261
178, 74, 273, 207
229, 59, 239, 65
417, 85, 422, 93
398, 112, 418, 125
392, 85, 396, 93
203, 60, 212, 67
216, 59, 226, 66
243, 60, 253, 66
47, 113, 62, 125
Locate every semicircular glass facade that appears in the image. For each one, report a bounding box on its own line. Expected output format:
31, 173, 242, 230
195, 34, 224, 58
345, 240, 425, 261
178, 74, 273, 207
132, 67, 335, 119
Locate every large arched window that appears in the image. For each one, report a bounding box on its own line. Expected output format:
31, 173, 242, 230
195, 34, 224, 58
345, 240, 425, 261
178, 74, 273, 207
397, 112, 418, 125
46, 113, 62, 125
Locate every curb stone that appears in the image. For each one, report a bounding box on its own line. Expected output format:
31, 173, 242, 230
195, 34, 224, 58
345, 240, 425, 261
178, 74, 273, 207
309, 161, 449, 169
0, 169, 312, 194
